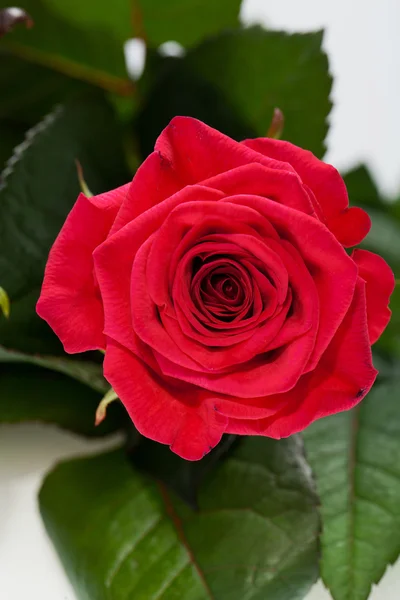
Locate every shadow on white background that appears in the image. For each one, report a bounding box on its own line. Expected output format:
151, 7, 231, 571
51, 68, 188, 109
1, 1, 399, 598
0, 425, 122, 600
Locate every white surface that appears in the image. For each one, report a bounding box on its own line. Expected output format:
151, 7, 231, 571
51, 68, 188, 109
1, 1, 400, 599
0, 426, 122, 600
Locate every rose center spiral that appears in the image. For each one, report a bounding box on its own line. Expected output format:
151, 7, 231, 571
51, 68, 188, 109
190, 257, 253, 325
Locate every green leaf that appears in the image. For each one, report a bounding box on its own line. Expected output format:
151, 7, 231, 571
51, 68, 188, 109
344, 164, 400, 220
344, 165, 400, 271
0, 299, 128, 439
0, 53, 91, 126
136, 55, 255, 158
0, 345, 108, 393
46, 0, 241, 49
0, 0, 132, 93
40, 436, 319, 600
0, 54, 93, 173
0, 362, 126, 436
0, 0, 240, 85
137, 27, 332, 158
0, 91, 129, 353
359, 207, 400, 271
132, 434, 238, 508
304, 379, 400, 600
344, 165, 381, 210
2, 0, 133, 95
135, 0, 242, 47
0, 118, 27, 169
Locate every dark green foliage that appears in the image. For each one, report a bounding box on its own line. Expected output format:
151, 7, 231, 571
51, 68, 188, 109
137, 28, 332, 158
40, 437, 319, 600
0, 92, 129, 353
304, 379, 400, 600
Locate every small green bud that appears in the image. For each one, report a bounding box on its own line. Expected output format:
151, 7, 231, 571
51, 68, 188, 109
0, 287, 10, 318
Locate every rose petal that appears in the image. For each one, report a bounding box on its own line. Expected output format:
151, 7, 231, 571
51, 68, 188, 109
201, 162, 316, 215
36, 185, 129, 352
222, 194, 358, 369
103, 339, 227, 460
170, 261, 273, 348
226, 278, 377, 436
111, 151, 184, 234
352, 249, 395, 344
131, 237, 208, 371
327, 206, 371, 247
242, 138, 371, 246
156, 116, 295, 184
212, 392, 288, 420
94, 185, 222, 355
242, 137, 348, 219
155, 329, 315, 398
168, 235, 318, 365
144, 225, 299, 371
147, 200, 279, 309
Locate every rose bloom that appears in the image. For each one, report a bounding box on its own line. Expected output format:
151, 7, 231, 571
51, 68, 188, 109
37, 117, 394, 460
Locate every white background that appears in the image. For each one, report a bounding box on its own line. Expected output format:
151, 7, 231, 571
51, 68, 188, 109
1, 1, 400, 599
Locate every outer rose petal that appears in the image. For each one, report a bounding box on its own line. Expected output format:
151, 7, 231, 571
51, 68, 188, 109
352, 249, 395, 344
36, 185, 129, 352
155, 116, 295, 183
242, 137, 348, 219
242, 138, 371, 247
113, 116, 295, 235
111, 152, 184, 234
103, 339, 228, 460
226, 278, 377, 437
327, 206, 371, 248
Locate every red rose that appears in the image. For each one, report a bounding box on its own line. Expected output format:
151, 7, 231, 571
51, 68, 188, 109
37, 117, 394, 460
